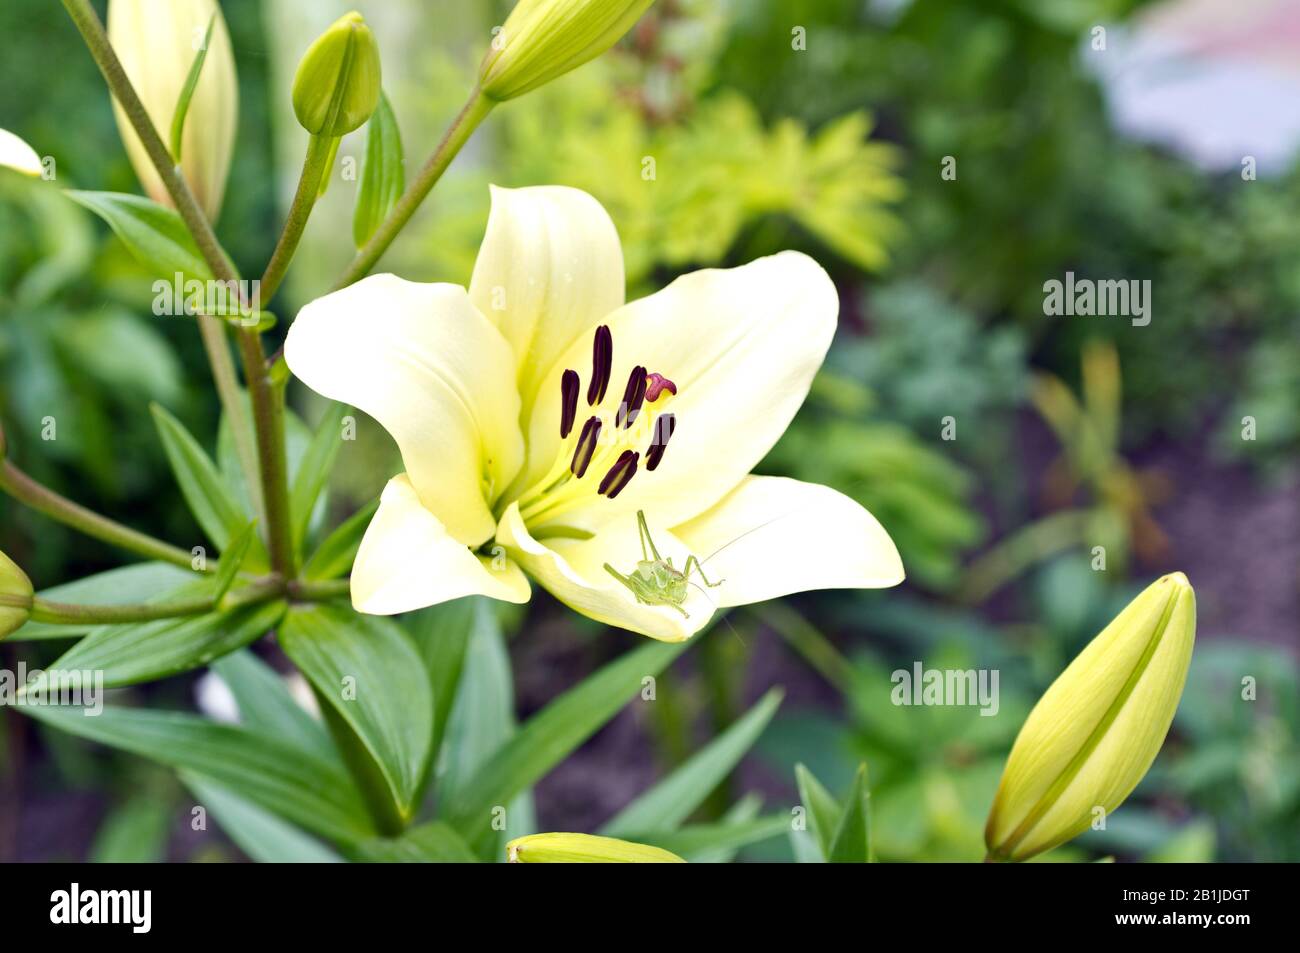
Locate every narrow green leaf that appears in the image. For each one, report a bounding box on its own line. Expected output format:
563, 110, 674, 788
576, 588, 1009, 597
213, 521, 257, 600
289, 402, 350, 552
89, 796, 172, 862
9, 563, 196, 641
630, 816, 790, 861
303, 497, 379, 580
20, 704, 375, 845
693, 793, 761, 864
352, 822, 479, 863
152, 402, 263, 557
435, 603, 534, 859
602, 688, 783, 836
352, 91, 404, 247
66, 190, 211, 282
182, 771, 344, 862
279, 605, 433, 823
442, 639, 691, 840
35, 600, 285, 689
169, 15, 216, 160
795, 762, 842, 860
404, 597, 479, 786
826, 763, 872, 863
211, 649, 335, 761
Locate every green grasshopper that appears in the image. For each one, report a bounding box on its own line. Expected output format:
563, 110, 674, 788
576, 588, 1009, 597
603, 510, 722, 617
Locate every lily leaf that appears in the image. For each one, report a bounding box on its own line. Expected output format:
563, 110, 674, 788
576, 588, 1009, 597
66, 190, 211, 282
352, 822, 478, 863
32, 599, 285, 689
20, 704, 375, 845
602, 688, 783, 836
826, 763, 873, 863
279, 605, 433, 827
795, 762, 842, 860
152, 402, 266, 562
302, 497, 379, 580
211, 649, 335, 761
289, 401, 350, 552
441, 638, 691, 841
352, 91, 404, 247
182, 770, 344, 862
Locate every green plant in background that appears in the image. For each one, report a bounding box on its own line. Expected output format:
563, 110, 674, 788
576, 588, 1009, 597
961, 340, 1169, 603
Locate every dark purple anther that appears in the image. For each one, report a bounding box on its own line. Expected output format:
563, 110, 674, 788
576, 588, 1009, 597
560, 369, 579, 438
645, 413, 676, 471
570, 416, 602, 477
587, 325, 612, 406
615, 365, 647, 429
598, 450, 639, 499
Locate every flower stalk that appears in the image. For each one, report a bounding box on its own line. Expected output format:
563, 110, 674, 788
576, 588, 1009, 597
333, 88, 494, 290
62, 0, 294, 581
0, 456, 204, 573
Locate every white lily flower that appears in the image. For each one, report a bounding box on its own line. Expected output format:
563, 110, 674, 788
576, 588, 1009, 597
0, 128, 43, 177
286, 185, 904, 641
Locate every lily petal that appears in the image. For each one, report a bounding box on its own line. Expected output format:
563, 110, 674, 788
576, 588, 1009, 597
352, 475, 530, 614
0, 128, 43, 176
673, 476, 904, 608
469, 185, 625, 417
496, 503, 713, 642
286, 274, 523, 546
524, 252, 838, 532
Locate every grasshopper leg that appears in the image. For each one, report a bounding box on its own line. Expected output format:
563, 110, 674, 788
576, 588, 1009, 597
683, 555, 723, 588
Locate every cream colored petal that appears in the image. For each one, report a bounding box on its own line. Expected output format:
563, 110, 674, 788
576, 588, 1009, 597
286, 274, 523, 546
0, 128, 43, 176
468, 185, 624, 416
673, 476, 904, 608
352, 475, 530, 615
496, 503, 713, 642
520, 252, 838, 533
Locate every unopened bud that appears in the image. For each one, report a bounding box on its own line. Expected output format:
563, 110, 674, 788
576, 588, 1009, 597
506, 832, 684, 863
0, 550, 34, 640
479, 0, 654, 102
291, 12, 381, 138
985, 573, 1196, 861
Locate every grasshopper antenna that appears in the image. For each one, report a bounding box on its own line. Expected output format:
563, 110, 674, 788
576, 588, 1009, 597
700, 476, 878, 568
689, 580, 747, 648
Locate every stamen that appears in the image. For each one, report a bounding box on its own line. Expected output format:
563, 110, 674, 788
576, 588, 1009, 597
560, 369, 580, 438
571, 416, 601, 477
598, 450, 638, 498
645, 372, 677, 402
615, 365, 647, 429
646, 412, 676, 471
587, 325, 612, 406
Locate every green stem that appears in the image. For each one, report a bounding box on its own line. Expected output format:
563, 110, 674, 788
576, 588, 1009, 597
18, 575, 285, 626
288, 577, 350, 602
332, 89, 494, 291
60, 0, 264, 528
237, 329, 296, 580
0, 459, 204, 572
259, 133, 337, 305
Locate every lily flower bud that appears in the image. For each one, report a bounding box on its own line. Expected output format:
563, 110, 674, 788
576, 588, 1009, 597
506, 832, 685, 863
479, 0, 654, 102
0, 549, 34, 640
107, 0, 238, 221
291, 12, 381, 138
984, 573, 1196, 862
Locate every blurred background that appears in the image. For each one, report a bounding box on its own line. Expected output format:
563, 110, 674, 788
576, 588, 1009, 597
0, 0, 1296, 861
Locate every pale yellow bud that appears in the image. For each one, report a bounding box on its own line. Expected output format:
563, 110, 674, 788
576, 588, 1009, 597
108, 0, 239, 221
479, 0, 654, 101
0, 549, 34, 640
506, 832, 685, 863
985, 573, 1196, 861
